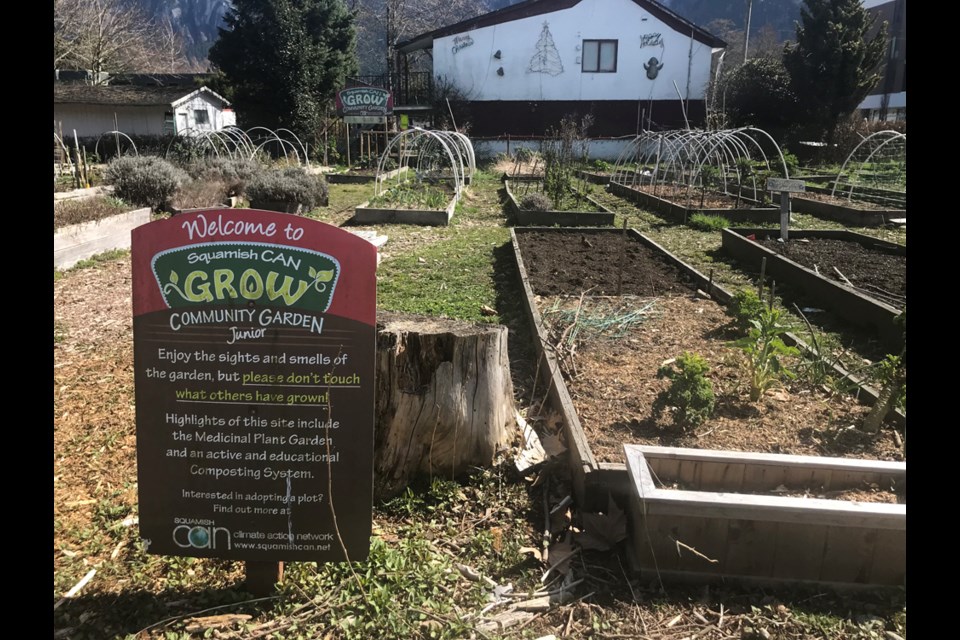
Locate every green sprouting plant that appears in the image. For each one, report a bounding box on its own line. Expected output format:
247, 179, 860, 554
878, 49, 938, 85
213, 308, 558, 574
727, 289, 766, 332
729, 306, 799, 402
652, 352, 715, 429
688, 212, 731, 231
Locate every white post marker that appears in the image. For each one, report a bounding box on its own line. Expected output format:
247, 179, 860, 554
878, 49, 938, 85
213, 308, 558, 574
766, 178, 805, 242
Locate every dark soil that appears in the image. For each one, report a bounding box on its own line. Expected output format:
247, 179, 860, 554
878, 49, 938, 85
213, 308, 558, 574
798, 191, 901, 211
756, 236, 906, 302
636, 184, 772, 210
515, 230, 696, 297
516, 230, 904, 465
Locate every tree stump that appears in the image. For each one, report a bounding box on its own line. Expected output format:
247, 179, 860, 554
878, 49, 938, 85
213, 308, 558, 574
375, 312, 516, 499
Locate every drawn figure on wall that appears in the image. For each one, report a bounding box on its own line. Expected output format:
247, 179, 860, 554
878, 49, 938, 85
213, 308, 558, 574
644, 57, 664, 79
528, 22, 564, 76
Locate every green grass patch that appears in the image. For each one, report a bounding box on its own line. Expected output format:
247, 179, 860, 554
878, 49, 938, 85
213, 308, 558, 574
687, 212, 731, 231
377, 226, 509, 322
55, 248, 130, 281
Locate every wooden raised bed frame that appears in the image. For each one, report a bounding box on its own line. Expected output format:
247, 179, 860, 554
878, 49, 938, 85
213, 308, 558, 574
624, 445, 905, 587
54, 206, 152, 269
510, 227, 906, 587
354, 193, 458, 226
504, 179, 615, 227
721, 228, 905, 351
608, 181, 779, 224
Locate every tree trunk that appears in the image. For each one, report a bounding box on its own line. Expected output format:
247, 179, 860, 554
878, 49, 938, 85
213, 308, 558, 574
374, 312, 516, 499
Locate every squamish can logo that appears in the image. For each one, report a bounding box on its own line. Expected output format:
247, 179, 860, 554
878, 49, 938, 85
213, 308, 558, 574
173, 524, 231, 550
151, 242, 341, 312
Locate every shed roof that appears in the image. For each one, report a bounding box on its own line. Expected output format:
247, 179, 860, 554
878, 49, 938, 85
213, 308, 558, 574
53, 84, 230, 108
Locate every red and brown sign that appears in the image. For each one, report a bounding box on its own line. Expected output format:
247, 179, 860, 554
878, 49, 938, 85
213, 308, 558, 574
132, 209, 376, 562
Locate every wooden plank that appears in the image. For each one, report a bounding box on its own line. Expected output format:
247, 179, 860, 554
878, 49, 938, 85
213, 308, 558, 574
698, 461, 745, 492
771, 522, 827, 581
742, 464, 789, 492
783, 466, 827, 492
724, 519, 777, 578
642, 514, 681, 573
651, 457, 680, 488
677, 459, 702, 490
819, 526, 877, 583
868, 528, 907, 586
632, 445, 906, 475
639, 488, 905, 530
672, 515, 728, 575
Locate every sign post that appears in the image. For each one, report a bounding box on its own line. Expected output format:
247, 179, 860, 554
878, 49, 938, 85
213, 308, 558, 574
766, 178, 805, 242
132, 209, 377, 594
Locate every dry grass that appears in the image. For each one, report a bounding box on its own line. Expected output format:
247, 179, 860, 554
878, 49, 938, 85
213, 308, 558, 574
54, 197, 132, 229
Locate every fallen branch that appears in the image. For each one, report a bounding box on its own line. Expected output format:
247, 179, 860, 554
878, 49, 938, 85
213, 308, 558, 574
674, 538, 719, 564
54, 568, 97, 610
832, 266, 853, 287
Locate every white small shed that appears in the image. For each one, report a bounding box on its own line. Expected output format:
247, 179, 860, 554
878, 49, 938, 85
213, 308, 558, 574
54, 84, 234, 138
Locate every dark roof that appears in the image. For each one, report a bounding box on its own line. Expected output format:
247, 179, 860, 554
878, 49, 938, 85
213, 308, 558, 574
53, 84, 229, 107
397, 0, 726, 52
108, 73, 213, 87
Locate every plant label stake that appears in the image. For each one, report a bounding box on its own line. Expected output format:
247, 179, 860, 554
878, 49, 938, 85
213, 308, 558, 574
766, 178, 805, 242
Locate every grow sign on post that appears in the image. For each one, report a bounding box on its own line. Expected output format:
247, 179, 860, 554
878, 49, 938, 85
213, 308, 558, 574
132, 209, 376, 589
766, 178, 805, 241
336, 87, 393, 123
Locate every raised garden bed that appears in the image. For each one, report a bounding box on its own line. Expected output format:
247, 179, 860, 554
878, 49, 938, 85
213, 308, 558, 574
609, 182, 779, 224
510, 227, 905, 586
354, 184, 459, 226
625, 445, 905, 587
721, 229, 905, 350
326, 166, 408, 184
504, 180, 615, 227
773, 190, 905, 227
54, 205, 151, 269
575, 170, 612, 185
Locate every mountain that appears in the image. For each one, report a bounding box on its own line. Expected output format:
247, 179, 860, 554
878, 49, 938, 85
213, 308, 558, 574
125, 0, 799, 72
130, 0, 230, 68
663, 0, 804, 43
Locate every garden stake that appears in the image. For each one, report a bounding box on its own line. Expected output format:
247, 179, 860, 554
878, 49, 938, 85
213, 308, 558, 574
758, 257, 767, 303
708, 268, 714, 297
769, 281, 776, 310
616, 218, 628, 295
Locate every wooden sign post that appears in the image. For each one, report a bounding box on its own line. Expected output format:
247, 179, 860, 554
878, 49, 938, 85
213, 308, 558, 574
132, 209, 377, 595
766, 177, 805, 242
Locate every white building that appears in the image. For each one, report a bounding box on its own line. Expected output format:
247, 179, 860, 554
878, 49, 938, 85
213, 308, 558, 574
858, 0, 906, 122
397, 0, 725, 136
54, 84, 235, 139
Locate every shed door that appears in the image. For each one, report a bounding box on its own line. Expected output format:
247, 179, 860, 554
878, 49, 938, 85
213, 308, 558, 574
177, 112, 188, 133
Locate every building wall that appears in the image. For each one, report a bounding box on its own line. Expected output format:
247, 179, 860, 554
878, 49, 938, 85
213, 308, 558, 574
431, 0, 716, 104
858, 0, 906, 120
175, 93, 231, 134
53, 105, 168, 138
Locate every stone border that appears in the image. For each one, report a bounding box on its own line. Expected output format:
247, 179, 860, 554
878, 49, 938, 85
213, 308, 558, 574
54, 207, 151, 269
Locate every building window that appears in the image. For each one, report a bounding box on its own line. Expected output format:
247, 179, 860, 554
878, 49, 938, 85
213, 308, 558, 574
194, 109, 210, 125
582, 40, 617, 73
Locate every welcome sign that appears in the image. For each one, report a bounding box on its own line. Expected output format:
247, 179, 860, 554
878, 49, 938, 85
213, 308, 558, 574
132, 209, 376, 562
335, 87, 393, 118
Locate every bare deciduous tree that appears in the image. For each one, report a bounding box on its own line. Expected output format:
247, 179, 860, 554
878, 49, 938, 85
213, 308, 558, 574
352, 0, 492, 75
54, 0, 190, 78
